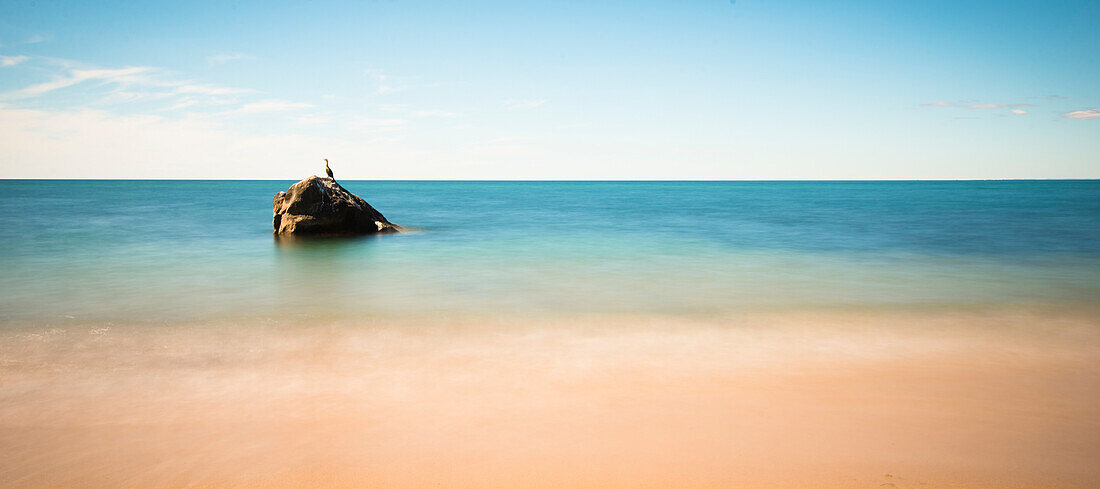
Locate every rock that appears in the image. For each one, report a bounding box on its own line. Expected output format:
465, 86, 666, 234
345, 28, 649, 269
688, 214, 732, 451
272, 176, 399, 235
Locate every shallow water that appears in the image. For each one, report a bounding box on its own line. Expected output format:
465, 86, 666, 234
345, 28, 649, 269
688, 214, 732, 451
1, 180, 1098, 323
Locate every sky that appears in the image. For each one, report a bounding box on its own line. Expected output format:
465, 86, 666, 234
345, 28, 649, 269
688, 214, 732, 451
0, 0, 1097, 179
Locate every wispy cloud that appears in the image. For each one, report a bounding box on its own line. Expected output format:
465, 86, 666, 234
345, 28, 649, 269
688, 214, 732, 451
234, 100, 314, 115
367, 71, 408, 95
0, 34, 51, 48
506, 99, 547, 110
165, 100, 199, 111
174, 84, 252, 95
24, 33, 51, 44
0, 66, 153, 100
410, 109, 461, 118
0, 56, 427, 156
1062, 109, 1100, 120
484, 136, 531, 144
349, 117, 409, 134
295, 115, 328, 125
378, 104, 409, 112
0, 59, 263, 113
354, 118, 408, 127
0, 55, 29, 67
923, 102, 1032, 109
206, 53, 253, 66
922, 101, 1034, 117
364, 68, 439, 97
0, 105, 538, 179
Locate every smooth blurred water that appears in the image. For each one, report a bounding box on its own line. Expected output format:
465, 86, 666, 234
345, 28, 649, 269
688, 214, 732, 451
1, 180, 1098, 323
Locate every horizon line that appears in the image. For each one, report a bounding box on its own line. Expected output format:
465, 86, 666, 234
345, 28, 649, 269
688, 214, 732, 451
1, 178, 1098, 182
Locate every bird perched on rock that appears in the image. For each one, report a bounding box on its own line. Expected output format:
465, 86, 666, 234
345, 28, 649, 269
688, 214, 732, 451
324, 158, 335, 180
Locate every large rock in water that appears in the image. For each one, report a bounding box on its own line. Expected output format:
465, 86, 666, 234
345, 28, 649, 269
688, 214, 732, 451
272, 176, 399, 235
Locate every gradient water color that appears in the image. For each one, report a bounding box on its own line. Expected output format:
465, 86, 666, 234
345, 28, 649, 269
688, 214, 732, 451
1, 180, 1098, 324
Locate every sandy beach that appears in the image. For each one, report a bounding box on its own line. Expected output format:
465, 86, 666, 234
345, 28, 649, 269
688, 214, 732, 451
1, 307, 1097, 489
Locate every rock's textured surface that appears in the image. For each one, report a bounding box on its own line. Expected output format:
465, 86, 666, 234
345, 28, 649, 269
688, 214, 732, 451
272, 176, 399, 235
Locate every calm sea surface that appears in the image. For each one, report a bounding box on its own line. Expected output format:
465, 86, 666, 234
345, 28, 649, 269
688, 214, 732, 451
1, 180, 1098, 323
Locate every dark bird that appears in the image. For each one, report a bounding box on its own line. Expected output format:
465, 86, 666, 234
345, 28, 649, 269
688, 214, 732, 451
324, 158, 334, 180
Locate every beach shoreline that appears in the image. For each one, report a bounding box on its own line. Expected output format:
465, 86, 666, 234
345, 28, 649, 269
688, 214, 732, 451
2, 307, 1097, 488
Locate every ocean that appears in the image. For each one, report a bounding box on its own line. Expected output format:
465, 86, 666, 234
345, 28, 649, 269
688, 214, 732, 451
1, 180, 1098, 323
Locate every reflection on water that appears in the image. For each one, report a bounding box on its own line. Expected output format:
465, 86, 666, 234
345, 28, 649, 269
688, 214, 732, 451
273, 232, 390, 250
273, 233, 386, 318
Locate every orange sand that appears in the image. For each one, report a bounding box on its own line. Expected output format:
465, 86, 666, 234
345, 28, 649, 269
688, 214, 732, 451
1, 308, 1098, 488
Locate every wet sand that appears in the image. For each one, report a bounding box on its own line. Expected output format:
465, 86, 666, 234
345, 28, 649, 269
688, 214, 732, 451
1, 308, 1098, 488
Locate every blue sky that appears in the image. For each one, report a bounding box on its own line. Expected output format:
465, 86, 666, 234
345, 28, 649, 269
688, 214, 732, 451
0, 0, 1097, 179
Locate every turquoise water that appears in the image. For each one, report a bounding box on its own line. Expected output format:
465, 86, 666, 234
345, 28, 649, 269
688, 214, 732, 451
1, 180, 1098, 323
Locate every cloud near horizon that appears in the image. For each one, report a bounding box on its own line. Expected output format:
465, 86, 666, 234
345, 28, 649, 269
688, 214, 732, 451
1062, 109, 1100, 120
0, 105, 557, 179
410, 109, 461, 118
233, 100, 314, 115
921, 101, 1032, 109
174, 84, 252, 95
